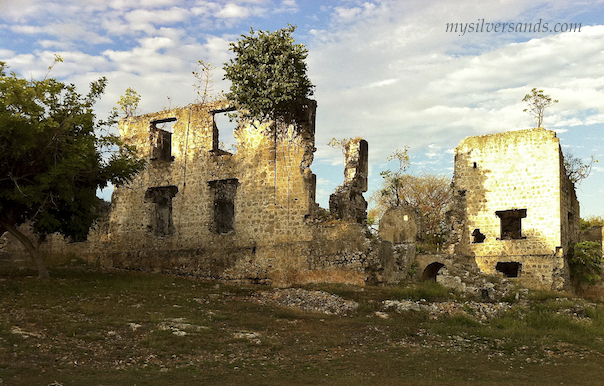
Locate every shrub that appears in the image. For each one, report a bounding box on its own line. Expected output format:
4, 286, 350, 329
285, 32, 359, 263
569, 242, 603, 287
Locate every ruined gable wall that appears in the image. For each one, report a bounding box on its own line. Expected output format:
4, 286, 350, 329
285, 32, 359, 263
109, 100, 316, 251
453, 128, 569, 289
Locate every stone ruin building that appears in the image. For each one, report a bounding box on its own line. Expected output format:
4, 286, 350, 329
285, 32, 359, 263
0, 105, 586, 292
444, 128, 580, 290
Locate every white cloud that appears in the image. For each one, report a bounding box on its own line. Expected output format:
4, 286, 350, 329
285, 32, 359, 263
308, 0, 604, 167
216, 3, 249, 18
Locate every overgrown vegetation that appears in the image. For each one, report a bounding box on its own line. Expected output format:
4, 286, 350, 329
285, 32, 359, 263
3, 263, 604, 385
0, 61, 145, 278
581, 215, 604, 231
223, 24, 314, 132
569, 241, 603, 291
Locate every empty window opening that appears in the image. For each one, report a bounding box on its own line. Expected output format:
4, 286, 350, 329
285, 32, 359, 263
496, 262, 522, 278
495, 209, 527, 240
150, 117, 176, 161
208, 178, 239, 234
472, 228, 486, 243
422, 262, 445, 282
473, 162, 477, 169
144, 185, 178, 236
211, 108, 238, 154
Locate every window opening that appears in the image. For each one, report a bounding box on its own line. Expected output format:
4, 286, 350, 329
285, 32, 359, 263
150, 117, 176, 161
496, 262, 521, 278
473, 162, 477, 169
210, 107, 237, 154
144, 186, 178, 236
472, 228, 486, 243
495, 209, 527, 240
208, 179, 239, 234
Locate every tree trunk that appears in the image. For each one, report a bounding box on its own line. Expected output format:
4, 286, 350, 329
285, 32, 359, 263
1, 222, 50, 279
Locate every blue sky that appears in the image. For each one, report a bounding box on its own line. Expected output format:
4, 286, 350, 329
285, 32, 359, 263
1, 0, 603, 217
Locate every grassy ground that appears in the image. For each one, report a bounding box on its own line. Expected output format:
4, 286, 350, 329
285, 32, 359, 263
2, 261, 604, 385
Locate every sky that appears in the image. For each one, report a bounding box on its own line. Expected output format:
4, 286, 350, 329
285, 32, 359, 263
1, 0, 603, 217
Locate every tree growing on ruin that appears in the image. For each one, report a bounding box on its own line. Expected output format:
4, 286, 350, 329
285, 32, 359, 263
563, 148, 597, 184
522, 88, 558, 127
0, 61, 145, 278
115, 87, 140, 118
193, 60, 223, 105
223, 24, 315, 133
223, 25, 315, 210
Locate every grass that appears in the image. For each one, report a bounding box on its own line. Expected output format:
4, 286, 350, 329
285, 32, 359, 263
2, 263, 604, 385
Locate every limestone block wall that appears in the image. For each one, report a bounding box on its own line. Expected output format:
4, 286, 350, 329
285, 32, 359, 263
452, 128, 579, 290
329, 138, 369, 223
108, 100, 317, 253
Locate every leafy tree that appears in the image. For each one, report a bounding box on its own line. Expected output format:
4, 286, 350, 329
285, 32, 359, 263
223, 24, 314, 132
115, 87, 140, 118
563, 148, 597, 184
522, 88, 558, 127
0, 61, 145, 278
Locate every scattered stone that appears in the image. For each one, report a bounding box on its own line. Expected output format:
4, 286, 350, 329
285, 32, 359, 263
382, 300, 513, 321
253, 288, 359, 315
375, 311, 389, 319
233, 331, 262, 344
10, 326, 42, 339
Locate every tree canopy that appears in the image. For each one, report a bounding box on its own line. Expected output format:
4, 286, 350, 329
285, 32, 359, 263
0, 61, 145, 278
223, 25, 314, 129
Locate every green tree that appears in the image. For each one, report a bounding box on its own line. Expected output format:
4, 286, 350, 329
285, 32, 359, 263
223, 24, 314, 131
522, 88, 558, 127
115, 87, 140, 118
0, 61, 145, 278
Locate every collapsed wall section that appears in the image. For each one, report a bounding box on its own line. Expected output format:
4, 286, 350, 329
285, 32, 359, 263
329, 138, 369, 224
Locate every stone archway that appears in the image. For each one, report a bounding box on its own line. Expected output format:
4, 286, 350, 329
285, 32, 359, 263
422, 262, 445, 281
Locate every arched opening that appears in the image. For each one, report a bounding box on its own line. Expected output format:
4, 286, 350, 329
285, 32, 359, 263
422, 262, 445, 281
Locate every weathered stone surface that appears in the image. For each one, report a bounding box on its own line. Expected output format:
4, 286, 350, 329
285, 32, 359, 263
449, 128, 580, 290
379, 206, 421, 244
329, 138, 368, 223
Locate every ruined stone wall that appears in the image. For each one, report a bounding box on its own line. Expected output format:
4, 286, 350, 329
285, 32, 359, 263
101, 101, 318, 280
452, 128, 578, 290
1, 100, 406, 286
329, 138, 369, 223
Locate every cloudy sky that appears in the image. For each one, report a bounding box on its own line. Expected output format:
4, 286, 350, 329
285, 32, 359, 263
1, 0, 603, 216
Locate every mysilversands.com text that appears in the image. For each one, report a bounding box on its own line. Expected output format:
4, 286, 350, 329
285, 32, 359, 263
447, 19, 582, 36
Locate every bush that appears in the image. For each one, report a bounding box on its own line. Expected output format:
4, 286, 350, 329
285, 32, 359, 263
569, 242, 603, 286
